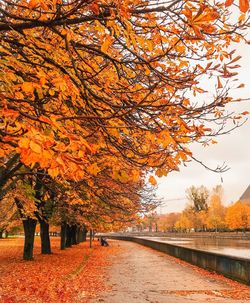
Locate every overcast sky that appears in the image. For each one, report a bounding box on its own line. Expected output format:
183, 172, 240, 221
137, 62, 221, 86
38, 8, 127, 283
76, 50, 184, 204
156, 40, 250, 214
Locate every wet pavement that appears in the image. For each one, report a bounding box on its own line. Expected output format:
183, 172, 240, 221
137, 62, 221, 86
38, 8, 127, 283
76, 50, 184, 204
91, 240, 250, 303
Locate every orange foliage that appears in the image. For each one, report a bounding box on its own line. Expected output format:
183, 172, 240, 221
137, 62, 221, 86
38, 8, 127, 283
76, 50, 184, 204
0, 237, 119, 303
225, 201, 250, 230
0, 0, 248, 183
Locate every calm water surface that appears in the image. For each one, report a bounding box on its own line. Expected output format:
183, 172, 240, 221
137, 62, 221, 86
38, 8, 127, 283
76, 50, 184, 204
141, 237, 250, 259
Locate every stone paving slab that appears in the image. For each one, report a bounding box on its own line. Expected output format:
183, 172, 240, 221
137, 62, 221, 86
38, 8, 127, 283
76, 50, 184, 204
91, 240, 250, 303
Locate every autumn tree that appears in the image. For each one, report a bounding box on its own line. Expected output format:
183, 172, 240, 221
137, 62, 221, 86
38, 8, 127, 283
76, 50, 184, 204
158, 212, 181, 232
225, 201, 250, 231
1, 0, 249, 182
175, 213, 193, 232
206, 185, 226, 231
0, 0, 250, 259
186, 186, 209, 213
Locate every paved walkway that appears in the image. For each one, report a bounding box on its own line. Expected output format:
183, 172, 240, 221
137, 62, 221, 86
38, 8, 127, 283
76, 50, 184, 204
92, 240, 250, 303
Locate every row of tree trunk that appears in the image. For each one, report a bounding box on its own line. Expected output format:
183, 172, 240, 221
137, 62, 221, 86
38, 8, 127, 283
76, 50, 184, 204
60, 223, 88, 250
22, 217, 88, 260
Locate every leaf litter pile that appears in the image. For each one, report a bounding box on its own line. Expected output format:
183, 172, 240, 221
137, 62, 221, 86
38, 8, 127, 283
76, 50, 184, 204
0, 237, 118, 303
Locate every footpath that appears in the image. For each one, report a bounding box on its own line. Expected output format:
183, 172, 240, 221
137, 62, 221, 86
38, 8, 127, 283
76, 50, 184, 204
92, 240, 250, 303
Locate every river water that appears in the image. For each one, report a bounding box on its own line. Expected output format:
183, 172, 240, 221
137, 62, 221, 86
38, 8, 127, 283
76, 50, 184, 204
141, 237, 250, 259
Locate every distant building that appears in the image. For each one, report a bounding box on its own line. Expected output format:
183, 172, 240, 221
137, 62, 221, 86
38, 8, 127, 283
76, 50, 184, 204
240, 185, 250, 204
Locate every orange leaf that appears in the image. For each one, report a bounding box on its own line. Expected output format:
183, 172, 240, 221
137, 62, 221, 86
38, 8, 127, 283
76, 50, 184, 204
87, 163, 101, 176
28, 0, 39, 8
30, 141, 42, 153
39, 116, 52, 124
48, 167, 59, 178
217, 77, 223, 89
239, 0, 249, 12
237, 83, 245, 88
149, 175, 157, 186
18, 138, 30, 148
22, 82, 34, 94
225, 0, 234, 7
183, 8, 193, 19
229, 55, 241, 64
101, 36, 113, 52
194, 11, 219, 23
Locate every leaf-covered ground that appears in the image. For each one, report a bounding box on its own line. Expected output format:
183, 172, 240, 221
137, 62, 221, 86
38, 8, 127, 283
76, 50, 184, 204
0, 237, 117, 303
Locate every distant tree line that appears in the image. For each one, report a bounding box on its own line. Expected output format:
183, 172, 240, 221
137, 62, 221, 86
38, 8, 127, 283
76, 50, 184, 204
140, 185, 250, 233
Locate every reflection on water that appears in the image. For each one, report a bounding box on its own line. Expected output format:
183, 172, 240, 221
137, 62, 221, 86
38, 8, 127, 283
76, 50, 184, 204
142, 237, 250, 259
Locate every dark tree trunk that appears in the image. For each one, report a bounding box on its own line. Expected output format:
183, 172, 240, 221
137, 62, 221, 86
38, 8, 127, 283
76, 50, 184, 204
40, 220, 51, 254
79, 227, 83, 243
0, 230, 3, 239
71, 225, 77, 245
89, 229, 93, 248
82, 227, 87, 242
65, 224, 72, 248
23, 218, 37, 260
60, 222, 66, 250
76, 226, 80, 244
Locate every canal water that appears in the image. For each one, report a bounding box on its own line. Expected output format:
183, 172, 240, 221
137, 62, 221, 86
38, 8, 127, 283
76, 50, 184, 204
142, 237, 250, 259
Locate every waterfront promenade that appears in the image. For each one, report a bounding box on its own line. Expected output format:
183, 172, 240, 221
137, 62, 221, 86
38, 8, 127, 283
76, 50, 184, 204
92, 240, 250, 303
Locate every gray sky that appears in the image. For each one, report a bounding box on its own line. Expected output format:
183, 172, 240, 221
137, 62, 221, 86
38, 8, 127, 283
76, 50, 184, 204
156, 41, 250, 214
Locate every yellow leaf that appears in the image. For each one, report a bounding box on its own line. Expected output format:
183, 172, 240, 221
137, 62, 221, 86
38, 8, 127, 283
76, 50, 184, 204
149, 175, 157, 186
30, 141, 42, 153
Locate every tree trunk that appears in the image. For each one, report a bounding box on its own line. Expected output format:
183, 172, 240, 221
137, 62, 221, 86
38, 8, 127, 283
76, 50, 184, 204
60, 222, 66, 250
89, 229, 93, 248
71, 225, 77, 245
40, 220, 51, 254
65, 224, 72, 248
82, 227, 87, 242
0, 230, 3, 239
79, 227, 83, 242
23, 218, 37, 260
76, 226, 80, 244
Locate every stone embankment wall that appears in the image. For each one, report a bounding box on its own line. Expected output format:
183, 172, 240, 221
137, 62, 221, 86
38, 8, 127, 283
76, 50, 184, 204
116, 232, 250, 240
107, 236, 250, 285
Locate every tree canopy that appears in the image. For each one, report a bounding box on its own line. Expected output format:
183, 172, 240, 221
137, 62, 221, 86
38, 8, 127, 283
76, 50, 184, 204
0, 0, 249, 259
